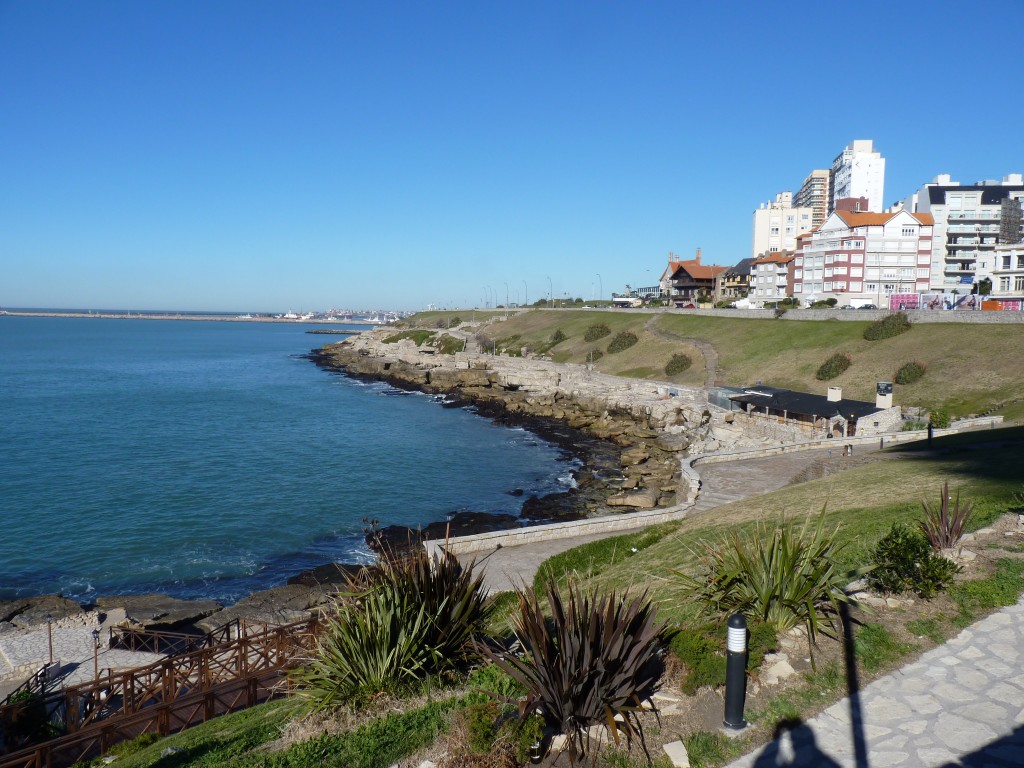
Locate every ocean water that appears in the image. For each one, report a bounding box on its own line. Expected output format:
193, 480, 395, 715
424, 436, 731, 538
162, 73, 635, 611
0, 317, 574, 603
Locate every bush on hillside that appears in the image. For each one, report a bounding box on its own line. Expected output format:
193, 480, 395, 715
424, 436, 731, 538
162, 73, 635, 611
292, 550, 490, 708
868, 523, 961, 599
929, 408, 951, 429
607, 331, 639, 354
669, 620, 776, 694
483, 583, 668, 766
583, 323, 611, 342
665, 353, 693, 376
815, 352, 851, 381
864, 312, 911, 341
672, 515, 862, 663
550, 328, 567, 345
383, 330, 435, 346
894, 361, 927, 385
433, 334, 463, 355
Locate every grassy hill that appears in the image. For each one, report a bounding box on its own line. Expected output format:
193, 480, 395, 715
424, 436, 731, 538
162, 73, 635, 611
406, 309, 1024, 420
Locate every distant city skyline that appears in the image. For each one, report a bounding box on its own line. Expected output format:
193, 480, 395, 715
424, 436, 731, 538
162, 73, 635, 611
2, 2, 1023, 312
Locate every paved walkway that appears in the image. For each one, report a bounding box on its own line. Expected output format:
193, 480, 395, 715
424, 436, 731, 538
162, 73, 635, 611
0, 619, 165, 700
725, 596, 1024, 768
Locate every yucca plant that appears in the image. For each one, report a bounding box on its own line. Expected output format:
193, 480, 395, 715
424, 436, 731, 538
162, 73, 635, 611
672, 515, 862, 663
920, 482, 974, 551
293, 550, 490, 710
483, 583, 668, 766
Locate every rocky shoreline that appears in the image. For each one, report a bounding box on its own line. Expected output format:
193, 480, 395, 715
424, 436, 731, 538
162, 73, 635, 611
1, 328, 750, 643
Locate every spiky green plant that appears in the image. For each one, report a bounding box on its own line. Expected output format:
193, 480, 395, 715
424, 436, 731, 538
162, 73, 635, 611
920, 482, 975, 550
483, 583, 668, 766
672, 515, 863, 662
293, 551, 490, 710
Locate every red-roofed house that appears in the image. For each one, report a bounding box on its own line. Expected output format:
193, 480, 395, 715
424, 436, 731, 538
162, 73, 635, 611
658, 249, 728, 305
794, 209, 934, 308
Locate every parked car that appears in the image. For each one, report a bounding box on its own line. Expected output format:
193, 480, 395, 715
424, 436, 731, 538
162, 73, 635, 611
857, 304, 878, 310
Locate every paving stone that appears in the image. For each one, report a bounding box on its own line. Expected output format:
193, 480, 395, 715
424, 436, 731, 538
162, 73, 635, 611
934, 712, 999, 752
917, 746, 959, 765
953, 666, 991, 689
957, 701, 1013, 725
897, 719, 929, 735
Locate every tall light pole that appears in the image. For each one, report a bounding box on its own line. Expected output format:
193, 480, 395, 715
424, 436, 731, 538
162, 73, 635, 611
522, 280, 528, 308
596, 273, 603, 304
547, 276, 553, 308
504, 282, 510, 317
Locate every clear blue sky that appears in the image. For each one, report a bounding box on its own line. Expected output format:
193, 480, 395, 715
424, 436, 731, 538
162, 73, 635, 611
3, 1, 1022, 312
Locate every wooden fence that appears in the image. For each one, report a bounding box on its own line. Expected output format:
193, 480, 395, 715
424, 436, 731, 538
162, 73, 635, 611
0, 617, 320, 768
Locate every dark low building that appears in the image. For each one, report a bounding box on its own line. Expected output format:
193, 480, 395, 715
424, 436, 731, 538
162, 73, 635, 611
725, 384, 898, 437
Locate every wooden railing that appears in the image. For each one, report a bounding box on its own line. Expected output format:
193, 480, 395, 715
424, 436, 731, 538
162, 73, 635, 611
107, 618, 241, 656
0, 665, 60, 708
0, 617, 320, 768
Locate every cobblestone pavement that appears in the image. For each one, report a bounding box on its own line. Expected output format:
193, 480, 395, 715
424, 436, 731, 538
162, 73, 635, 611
0, 621, 165, 698
725, 596, 1024, 768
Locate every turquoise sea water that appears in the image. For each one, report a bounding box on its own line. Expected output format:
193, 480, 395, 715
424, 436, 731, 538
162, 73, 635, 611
0, 317, 573, 603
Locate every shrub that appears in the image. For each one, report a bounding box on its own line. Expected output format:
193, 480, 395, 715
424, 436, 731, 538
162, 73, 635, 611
668, 621, 775, 695
867, 522, 961, 599
483, 583, 668, 766
583, 323, 611, 342
383, 330, 435, 345
665, 353, 693, 377
550, 328, 567, 345
774, 307, 787, 319
815, 352, 851, 381
714, 300, 735, 309
894, 361, 926, 385
607, 331, 639, 354
434, 334, 464, 355
864, 312, 911, 341
901, 420, 928, 431
672, 515, 862, 662
293, 551, 490, 709
586, 349, 603, 363
929, 408, 951, 428
920, 482, 975, 550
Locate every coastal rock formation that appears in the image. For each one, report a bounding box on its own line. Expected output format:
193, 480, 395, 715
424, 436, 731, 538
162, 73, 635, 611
1, 595, 83, 628
308, 329, 749, 516
93, 594, 223, 630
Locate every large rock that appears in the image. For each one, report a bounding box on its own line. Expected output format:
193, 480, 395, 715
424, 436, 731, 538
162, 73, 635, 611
8, 595, 83, 628
287, 562, 366, 589
620, 447, 650, 466
606, 489, 660, 509
94, 594, 223, 629
655, 433, 691, 452
196, 585, 330, 633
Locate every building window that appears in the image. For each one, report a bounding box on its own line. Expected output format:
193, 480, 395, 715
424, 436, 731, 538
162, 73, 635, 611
901, 227, 916, 237
770, 247, 779, 252
1017, 276, 1024, 292
1003, 256, 1012, 269
1001, 277, 1011, 291
770, 227, 780, 235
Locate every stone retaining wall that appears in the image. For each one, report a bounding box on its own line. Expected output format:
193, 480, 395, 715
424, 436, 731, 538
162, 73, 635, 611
577, 306, 1024, 324
425, 504, 692, 556
428, 416, 1004, 557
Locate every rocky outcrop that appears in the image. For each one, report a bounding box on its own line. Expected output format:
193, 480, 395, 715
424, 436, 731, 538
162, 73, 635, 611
93, 594, 223, 630
307, 331, 744, 513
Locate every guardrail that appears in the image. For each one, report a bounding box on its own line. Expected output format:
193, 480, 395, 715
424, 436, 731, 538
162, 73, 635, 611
0, 617, 320, 768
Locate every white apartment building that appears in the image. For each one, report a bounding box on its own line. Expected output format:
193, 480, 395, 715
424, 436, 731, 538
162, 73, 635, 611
750, 252, 795, 306
900, 174, 1024, 293
992, 243, 1024, 300
830, 139, 886, 214
793, 210, 933, 307
751, 191, 813, 259
794, 170, 830, 231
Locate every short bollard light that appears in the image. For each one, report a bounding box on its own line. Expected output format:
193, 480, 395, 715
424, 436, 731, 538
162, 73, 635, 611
723, 613, 748, 730
529, 740, 543, 764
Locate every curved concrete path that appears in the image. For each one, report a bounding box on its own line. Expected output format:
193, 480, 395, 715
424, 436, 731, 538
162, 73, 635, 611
725, 596, 1024, 768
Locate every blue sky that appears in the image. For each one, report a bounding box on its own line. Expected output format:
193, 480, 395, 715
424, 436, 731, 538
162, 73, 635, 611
2, 1, 1022, 312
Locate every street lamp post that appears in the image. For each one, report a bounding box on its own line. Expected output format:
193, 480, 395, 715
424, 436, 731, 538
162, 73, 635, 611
522, 280, 528, 308
92, 628, 100, 680
596, 273, 603, 304
547, 276, 553, 308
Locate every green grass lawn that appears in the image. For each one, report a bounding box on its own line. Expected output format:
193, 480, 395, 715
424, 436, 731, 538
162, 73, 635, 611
407, 309, 1024, 418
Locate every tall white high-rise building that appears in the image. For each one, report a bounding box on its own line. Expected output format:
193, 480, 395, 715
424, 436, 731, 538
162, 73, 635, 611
829, 139, 886, 214
751, 191, 813, 259
794, 170, 830, 231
